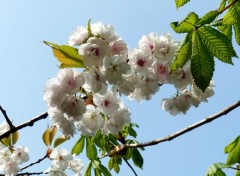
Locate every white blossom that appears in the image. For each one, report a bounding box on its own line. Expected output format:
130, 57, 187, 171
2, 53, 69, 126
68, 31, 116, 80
68, 26, 88, 46
0, 159, 20, 176
153, 62, 170, 84
101, 55, 130, 84
109, 38, 128, 56
11, 146, 29, 164
93, 90, 121, 116
0, 148, 11, 165
76, 105, 104, 136
50, 148, 73, 170
44, 167, 67, 176
78, 37, 109, 68
91, 22, 117, 42
68, 158, 84, 175
138, 32, 158, 54
191, 80, 215, 102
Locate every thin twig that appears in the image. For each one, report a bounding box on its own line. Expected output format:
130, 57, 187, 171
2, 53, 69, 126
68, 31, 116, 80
121, 100, 240, 149
0, 106, 15, 130
17, 172, 44, 176
21, 153, 48, 171
123, 157, 138, 176
0, 112, 48, 140
218, 0, 239, 14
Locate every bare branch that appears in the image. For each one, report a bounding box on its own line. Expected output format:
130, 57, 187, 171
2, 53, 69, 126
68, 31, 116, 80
0, 112, 48, 140
0, 106, 15, 130
17, 172, 44, 176
122, 100, 240, 149
21, 153, 48, 171
123, 157, 138, 176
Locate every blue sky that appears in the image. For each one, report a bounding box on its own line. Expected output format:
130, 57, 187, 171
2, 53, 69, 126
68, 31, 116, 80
0, 0, 240, 175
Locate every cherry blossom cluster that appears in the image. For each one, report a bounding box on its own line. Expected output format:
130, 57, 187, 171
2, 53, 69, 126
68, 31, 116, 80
44, 148, 83, 176
0, 121, 29, 176
44, 21, 215, 138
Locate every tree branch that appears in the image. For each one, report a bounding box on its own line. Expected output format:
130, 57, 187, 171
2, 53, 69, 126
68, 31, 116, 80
21, 153, 48, 171
123, 157, 138, 176
0, 106, 15, 130
122, 100, 240, 149
0, 111, 48, 140
218, 0, 239, 14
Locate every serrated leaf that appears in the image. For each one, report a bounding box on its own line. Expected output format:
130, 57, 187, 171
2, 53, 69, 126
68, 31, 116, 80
175, 0, 190, 8
224, 135, 240, 165
191, 31, 214, 92
217, 25, 232, 40
72, 135, 85, 155
84, 162, 92, 176
223, 2, 240, 25
49, 126, 57, 146
199, 26, 237, 64
233, 23, 240, 45
132, 148, 144, 169
42, 128, 50, 146
218, 0, 227, 11
171, 33, 192, 71
44, 41, 85, 68
171, 12, 198, 33
11, 131, 19, 145
86, 137, 97, 160
53, 135, 69, 148
99, 164, 112, 176
225, 136, 240, 154
197, 10, 219, 26
206, 163, 227, 176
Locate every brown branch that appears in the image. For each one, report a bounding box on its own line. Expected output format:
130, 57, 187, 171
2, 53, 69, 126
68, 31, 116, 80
121, 100, 240, 149
218, 0, 239, 14
0, 111, 48, 140
0, 106, 15, 130
21, 153, 48, 171
17, 172, 44, 176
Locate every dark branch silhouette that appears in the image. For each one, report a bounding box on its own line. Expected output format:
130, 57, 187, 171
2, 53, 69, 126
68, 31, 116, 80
0, 108, 48, 140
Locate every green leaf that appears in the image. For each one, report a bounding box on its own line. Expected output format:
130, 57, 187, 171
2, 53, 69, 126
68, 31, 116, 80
11, 131, 19, 145
86, 137, 97, 160
113, 161, 120, 173
72, 135, 85, 155
175, 0, 190, 8
53, 135, 69, 148
233, 23, 240, 45
87, 19, 93, 38
84, 162, 92, 176
44, 41, 85, 68
223, 2, 240, 25
42, 128, 50, 146
171, 33, 192, 71
99, 164, 112, 176
217, 25, 232, 40
199, 26, 237, 64
49, 125, 57, 146
171, 12, 198, 33
191, 31, 215, 92
197, 10, 219, 26
108, 158, 114, 170
236, 170, 240, 176
132, 148, 144, 169
218, 0, 227, 11
94, 168, 101, 176
206, 163, 227, 176
128, 126, 137, 138
224, 135, 240, 165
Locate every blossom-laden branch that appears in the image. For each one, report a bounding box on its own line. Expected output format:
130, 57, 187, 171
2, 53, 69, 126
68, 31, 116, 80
118, 100, 240, 149
0, 108, 48, 140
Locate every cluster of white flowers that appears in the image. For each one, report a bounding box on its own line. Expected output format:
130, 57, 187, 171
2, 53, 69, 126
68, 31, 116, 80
44, 148, 83, 176
44, 21, 216, 138
0, 121, 29, 176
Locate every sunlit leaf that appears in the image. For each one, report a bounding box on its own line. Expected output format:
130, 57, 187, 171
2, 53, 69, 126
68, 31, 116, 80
233, 23, 240, 45
42, 128, 50, 147
218, 0, 227, 11
206, 163, 227, 176
175, 0, 190, 8
171, 33, 192, 71
44, 41, 85, 68
53, 135, 69, 148
223, 1, 240, 25
49, 125, 57, 146
72, 135, 85, 155
11, 131, 19, 145
199, 26, 237, 64
217, 25, 232, 40
99, 164, 112, 176
191, 31, 215, 92
171, 12, 198, 33
224, 135, 240, 165
197, 10, 219, 26
86, 137, 97, 160
84, 162, 92, 176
